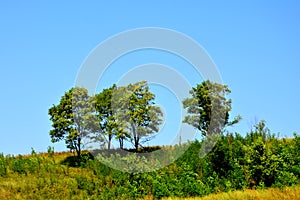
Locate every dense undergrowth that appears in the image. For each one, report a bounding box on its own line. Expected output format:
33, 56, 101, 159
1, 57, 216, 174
0, 130, 300, 199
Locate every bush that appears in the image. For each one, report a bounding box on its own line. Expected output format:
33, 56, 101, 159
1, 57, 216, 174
0, 153, 7, 177
10, 155, 27, 175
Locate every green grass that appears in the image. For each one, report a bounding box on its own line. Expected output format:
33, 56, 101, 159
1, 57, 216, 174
0, 152, 91, 199
0, 134, 299, 199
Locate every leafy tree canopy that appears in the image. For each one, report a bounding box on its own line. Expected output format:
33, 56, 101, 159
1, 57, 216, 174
183, 80, 241, 136
113, 81, 164, 150
48, 87, 101, 157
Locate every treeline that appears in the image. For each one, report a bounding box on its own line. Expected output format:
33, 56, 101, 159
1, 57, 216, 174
49, 81, 164, 157
0, 122, 299, 199
48, 80, 240, 157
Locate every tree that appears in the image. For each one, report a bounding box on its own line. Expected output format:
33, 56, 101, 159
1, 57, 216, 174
183, 80, 241, 136
48, 87, 100, 157
114, 81, 163, 151
95, 84, 129, 149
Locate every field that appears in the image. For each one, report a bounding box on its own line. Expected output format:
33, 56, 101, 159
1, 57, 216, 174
0, 131, 300, 199
164, 185, 300, 200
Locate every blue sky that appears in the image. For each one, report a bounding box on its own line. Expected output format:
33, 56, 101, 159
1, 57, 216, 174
0, 1, 299, 155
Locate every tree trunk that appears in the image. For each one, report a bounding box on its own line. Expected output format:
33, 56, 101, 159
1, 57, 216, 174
77, 137, 81, 158
77, 125, 81, 158
134, 139, 139, 152
108, 134, 112, 150
119, 138, 124, 149
131, 123, 139, 152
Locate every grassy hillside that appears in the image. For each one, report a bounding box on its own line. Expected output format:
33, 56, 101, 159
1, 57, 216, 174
163, 184, 300, 200
0, 131, 300, 199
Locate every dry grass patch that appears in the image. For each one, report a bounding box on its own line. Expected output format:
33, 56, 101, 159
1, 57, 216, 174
163, 185, 300, 200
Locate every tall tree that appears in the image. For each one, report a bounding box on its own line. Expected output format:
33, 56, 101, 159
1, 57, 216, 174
183, 80, 241, 136
115, 81, 163, 151
95, 84, 129, 149
48, 87, 100, 157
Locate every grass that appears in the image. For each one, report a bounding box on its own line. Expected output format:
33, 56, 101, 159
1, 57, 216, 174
0, 152, 93, 200
1, 143, 300, 199
163, 184, 300, 200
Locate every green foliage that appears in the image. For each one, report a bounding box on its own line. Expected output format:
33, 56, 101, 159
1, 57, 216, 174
1, 121, 299, 199
49, 82, 163, 155
95, 81, 164, 151
0, 153, 7, 177
61, 152, 94, 167
95, 84, 130, 150
10, 155, 27, 174
183, 80, 241, 136
48, 87, 101, 157
113, 81, 164, 151
47, 146, 55, 156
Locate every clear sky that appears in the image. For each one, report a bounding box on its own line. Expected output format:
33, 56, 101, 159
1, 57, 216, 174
1, 1, 299, 155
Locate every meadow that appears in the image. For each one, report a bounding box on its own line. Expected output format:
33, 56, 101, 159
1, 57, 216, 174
0, 128, 300, 199
163, 185, 300, 200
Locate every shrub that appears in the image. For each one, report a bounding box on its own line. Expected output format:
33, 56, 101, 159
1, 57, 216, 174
0, 153, 7, 177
